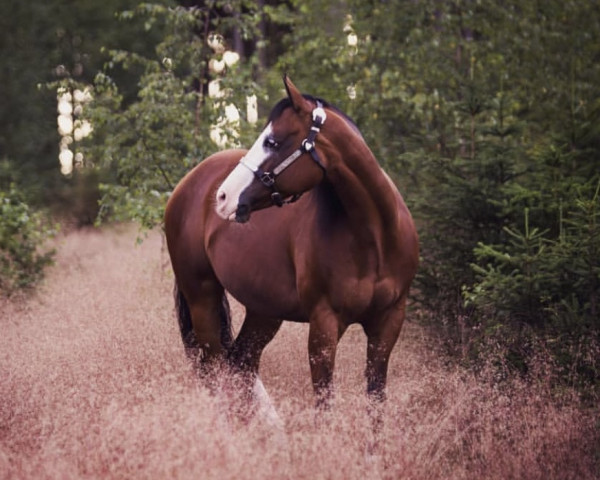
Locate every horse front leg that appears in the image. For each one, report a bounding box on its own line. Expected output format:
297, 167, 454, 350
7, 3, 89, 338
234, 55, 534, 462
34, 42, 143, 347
308, 307, 347, 409
229, 312, 282, 374
228, 312, 283, 426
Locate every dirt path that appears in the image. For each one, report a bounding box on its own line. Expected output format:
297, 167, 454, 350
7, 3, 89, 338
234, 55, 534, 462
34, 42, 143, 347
1, 226, 597, 479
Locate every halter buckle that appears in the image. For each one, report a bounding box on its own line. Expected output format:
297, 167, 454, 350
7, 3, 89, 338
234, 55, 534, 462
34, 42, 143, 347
312, 106, 327, 125
259, 171, 276, 187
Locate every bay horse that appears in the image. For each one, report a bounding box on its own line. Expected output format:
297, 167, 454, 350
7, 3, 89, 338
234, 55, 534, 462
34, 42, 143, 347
165, 76, 418, 419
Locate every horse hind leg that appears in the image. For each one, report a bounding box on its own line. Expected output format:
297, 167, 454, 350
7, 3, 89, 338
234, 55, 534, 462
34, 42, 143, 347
362, 298, 407, 437
363, 297, 406, 400
174, 281, 232, 370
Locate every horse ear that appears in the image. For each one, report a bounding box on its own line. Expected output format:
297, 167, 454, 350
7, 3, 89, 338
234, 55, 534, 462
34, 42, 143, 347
283, 75, 310, 113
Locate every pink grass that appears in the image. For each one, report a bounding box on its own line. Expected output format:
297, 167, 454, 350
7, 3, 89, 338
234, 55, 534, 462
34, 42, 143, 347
1, 225, 598, 479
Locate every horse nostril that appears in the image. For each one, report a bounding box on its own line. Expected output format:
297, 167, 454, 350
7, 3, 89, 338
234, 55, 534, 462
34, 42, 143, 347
218, 191, 226, 203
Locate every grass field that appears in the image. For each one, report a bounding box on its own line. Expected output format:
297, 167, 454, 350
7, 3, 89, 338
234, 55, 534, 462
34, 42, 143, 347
1, 225, 598, 479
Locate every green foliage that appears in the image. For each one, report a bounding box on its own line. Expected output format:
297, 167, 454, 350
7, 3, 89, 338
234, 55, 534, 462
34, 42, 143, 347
467, 183, 600, 329
0, 185, 56, 295
466, 209, 554, 324
82, 2, 264, 229
0, 0, 166, 207
268, 0, 600, 388
32, 0, 599, 387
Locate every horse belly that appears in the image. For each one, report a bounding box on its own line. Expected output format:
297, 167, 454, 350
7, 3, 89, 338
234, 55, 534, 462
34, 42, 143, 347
207, 222, 306, 321
226, 278, 305, 321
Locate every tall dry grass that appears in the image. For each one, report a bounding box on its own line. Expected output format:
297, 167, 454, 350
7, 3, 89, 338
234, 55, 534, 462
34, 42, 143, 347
1, 225, 598, 479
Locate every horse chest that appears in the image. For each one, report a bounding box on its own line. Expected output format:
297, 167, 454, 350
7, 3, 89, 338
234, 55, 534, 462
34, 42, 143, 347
325, 276, 400, 320
295, 228, 403, 321
298, 244, 400, 321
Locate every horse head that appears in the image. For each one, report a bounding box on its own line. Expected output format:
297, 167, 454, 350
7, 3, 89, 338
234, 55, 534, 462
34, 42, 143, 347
216, 76, 328, 223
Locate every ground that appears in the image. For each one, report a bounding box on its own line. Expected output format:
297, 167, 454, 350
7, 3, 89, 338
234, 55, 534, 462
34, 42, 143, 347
1, 225, 597, 479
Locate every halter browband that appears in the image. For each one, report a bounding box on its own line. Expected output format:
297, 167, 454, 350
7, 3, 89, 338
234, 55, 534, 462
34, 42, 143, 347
239, 102, 327, 207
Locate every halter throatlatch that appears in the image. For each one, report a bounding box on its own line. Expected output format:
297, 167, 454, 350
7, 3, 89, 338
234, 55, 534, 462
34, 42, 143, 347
239, 102, 327, 207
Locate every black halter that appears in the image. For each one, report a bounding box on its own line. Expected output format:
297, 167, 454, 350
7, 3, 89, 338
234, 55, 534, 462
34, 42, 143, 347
239, 103, 327, 207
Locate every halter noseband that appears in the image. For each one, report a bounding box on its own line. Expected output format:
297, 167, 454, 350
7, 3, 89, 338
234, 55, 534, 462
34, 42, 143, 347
239, 103, 327, 207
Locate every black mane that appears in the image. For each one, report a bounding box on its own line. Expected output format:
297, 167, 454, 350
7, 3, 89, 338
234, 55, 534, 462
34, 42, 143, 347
266, 94, 362, 137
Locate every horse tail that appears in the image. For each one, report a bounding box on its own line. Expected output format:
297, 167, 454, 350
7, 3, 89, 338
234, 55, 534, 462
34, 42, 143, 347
174, 283, 198, 355
174, 282, 233, 358
219, 293, 234, 350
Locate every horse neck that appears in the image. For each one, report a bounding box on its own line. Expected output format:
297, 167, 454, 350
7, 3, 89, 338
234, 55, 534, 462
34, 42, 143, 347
319, 114, 401, 248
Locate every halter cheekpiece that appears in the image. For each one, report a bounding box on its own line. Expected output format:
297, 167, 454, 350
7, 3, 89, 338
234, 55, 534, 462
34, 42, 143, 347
239, 102, 327, 207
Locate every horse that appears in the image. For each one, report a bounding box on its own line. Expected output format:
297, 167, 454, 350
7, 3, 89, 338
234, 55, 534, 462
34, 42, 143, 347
164, 76, 419, 420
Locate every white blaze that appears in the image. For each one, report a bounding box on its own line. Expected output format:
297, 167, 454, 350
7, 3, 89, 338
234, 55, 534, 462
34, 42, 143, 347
215, 123, 273, 220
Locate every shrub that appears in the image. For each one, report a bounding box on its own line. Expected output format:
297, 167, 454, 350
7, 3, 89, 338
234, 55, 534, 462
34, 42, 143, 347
78, 3, 264, 230
0, 185, 56, 294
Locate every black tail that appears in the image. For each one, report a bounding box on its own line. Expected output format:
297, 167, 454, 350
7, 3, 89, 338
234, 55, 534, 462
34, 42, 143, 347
219, 293, 234, 350
174, 282, 233, 359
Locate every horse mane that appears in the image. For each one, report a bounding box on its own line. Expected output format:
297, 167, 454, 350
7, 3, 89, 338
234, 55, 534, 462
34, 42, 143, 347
267, 94, 363, 138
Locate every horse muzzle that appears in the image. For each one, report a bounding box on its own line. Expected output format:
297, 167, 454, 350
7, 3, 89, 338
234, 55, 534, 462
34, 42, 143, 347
234, 203, 251, 223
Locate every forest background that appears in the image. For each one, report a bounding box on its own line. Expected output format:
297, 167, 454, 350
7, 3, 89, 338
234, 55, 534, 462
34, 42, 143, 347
1, 0, 599, 395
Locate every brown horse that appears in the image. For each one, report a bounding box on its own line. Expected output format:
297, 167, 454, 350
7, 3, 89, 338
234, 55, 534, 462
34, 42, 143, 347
165, 76, 418, 416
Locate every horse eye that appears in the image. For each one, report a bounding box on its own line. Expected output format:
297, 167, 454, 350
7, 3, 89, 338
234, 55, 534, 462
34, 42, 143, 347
264, 137, 280, 150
